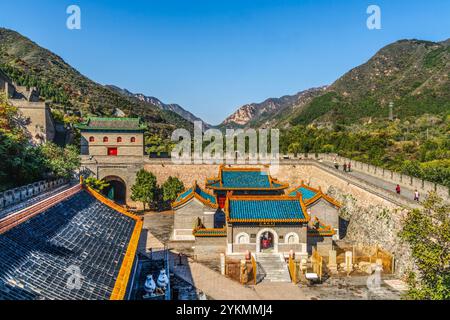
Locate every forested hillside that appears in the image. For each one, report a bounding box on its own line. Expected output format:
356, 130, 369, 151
0, 28, 192, 138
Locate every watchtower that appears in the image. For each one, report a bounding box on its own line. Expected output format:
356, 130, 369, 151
77, 117, 146, 206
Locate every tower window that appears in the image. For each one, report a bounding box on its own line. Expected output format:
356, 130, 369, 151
89, 136, 95, 142
130, 137, 136, 143
103, 137, 109, 143
117, 137, 122, 143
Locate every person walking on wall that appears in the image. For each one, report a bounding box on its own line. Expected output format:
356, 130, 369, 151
348, 162, 351, 172
414, 189, 420, 201
343, 163, 347, 172
396, 184, 401, 195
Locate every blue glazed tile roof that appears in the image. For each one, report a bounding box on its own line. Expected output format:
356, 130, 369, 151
228, 197, 307, 222
222, 170, 271, 188
206, 167, 289, 190
173, 183, 217, 208
176, 187, 194, 202
288, 186, 318, 200
195, 185, 217, 204
193, 228, 227, 237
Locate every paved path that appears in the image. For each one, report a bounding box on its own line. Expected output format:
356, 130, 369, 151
321, 160, 418, 203
172, 257, 308, 300
173, 258, 262, 300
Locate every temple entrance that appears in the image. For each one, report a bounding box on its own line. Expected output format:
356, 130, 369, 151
259, 231, 275, 253
102, 176, 126, 204
256, 228, 278, 253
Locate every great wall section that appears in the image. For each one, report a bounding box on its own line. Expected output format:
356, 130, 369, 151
140, 154, 445, 277
3, 153, 447, 279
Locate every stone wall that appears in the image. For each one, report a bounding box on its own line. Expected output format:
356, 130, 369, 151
80, 132, 144, 156
144, 162, 398, 210
80, 156, 144, 207
327, 186, 414, 277
9, 100, 55, 144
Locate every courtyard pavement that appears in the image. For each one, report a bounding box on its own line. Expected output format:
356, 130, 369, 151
172, 256, 404, 300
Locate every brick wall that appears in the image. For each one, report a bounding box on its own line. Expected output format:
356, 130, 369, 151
81, 132, 143, 157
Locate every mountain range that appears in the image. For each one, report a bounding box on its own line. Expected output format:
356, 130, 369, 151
0, 27, 198, 136
1, 27, 449, 134
221, 38, 450, 129
106, 85, 210, 128
220, 86, 328, 129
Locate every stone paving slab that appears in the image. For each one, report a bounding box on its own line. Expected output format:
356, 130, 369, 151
173, 259, 262, 300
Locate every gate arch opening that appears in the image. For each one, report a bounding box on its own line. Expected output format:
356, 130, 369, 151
256, 228, 279, 253
101, 176, 127, 204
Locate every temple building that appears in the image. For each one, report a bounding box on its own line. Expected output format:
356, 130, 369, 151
171, 182, 221, 241
172, 165, 341, 258
205, 166, 289, 207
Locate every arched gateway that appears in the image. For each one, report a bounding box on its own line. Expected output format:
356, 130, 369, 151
256, 228, 279, 253
102, 176, 127, 204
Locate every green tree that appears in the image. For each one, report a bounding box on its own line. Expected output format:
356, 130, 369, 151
131, 169, 159, 210
399, 192, 450, 300
39, 143, 80, 179
288, 142, 301, 157
162, 176, 184, 202
0, 94, 47, 189
84, 176, 109, 192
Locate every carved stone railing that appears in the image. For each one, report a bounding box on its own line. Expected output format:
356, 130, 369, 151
0, 184, 81, 234
0, 178, 66, 212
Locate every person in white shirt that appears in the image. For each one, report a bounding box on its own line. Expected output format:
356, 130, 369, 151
414, 190, 420, 201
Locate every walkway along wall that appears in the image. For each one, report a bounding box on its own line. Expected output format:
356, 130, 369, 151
297, 153, 449, 200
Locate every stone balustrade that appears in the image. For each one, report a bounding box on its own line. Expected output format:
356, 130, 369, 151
0, 179, 66, 211
295, 153, 449, 200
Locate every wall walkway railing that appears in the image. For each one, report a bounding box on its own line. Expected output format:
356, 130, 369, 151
293, 153, 449, 199
0, 179, 67, 212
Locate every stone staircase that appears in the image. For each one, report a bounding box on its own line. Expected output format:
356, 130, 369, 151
256, 253, 291, 283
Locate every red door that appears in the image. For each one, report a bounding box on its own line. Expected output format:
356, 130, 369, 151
108, 147, 118, 156
218, 195, 226, 209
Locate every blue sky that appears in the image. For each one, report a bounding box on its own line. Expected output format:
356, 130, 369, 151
0, 0, 449, 124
